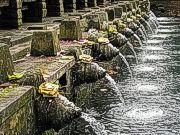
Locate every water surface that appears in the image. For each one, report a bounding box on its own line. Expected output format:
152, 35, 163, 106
61, 17, 180, 135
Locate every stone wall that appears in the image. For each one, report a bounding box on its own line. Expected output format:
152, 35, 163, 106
150, 0, 180, 17
0, 86, 35, 135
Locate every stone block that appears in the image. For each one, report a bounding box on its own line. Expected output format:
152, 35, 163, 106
0, 43, 14, 84
60, 19, 81, 40
31, 29, 60, 56
86, 13, 101, 30
114, 7, 123, 18
0, 86, 35, 135
96, 11, 108, 23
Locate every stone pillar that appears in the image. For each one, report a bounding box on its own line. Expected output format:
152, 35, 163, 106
46, 0, 64, 16
22, 0, 47, 22
0, 0, 22, 29
0, 43, 14, 84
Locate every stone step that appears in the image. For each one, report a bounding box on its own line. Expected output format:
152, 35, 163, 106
10, 41, 31, 61
14, 55, 75, 83
10, 33, 33, 47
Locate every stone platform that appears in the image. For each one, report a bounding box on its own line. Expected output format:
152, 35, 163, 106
0, 86, 35, 135
14, 55, 75, 83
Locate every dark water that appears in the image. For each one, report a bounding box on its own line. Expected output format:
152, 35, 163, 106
60, 17, 180, 135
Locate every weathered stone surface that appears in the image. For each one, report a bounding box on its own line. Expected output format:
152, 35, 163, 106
0, 43, 14, 84
14, 56, 75, 84
91, 43, 119, 61
60, 19, 81, 40
31, 29, 60, 56
27, 25, 47, 30
36, 95, 81, 133
114, 6, 123, 18
85, 13, 101, 30
0, 86, 35, 135
73, 62, 106, 86
10, 42, 31, 61
61, 45, 82, 61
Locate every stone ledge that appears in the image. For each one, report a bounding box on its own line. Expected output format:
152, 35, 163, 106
0, 86, 34, 124
14, 56, 75, 83
10, 42, 31, 61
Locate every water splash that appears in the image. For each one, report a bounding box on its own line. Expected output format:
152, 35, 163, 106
81, 112, 107, 135
118, 52, 133, 78
105, 74, 124, 102
58, 95, 81, 112
127, 41, 138, 64
133, 33, 143, 46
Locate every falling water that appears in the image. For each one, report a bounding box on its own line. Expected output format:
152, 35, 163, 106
133, 33, 143, 46
140, 24, 149, 38
149, 11, 160, 26
137, 28, 147, 41
105, 74, 124, 102
145, 21, 154, 34
127, 41, 138, 64
149, 19, 158, 31
81, 112, 107, 135
118, 52, 133, 78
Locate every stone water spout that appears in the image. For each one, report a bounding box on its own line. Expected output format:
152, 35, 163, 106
36, 94, 81, 133
127, 18, 147, 41
123, 28, 143, 47
109, 32, 128, 48
137, 15, 154, 34
72, 62, 107, 86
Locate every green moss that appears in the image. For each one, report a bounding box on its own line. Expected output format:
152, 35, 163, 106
0, 88, 15, 97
